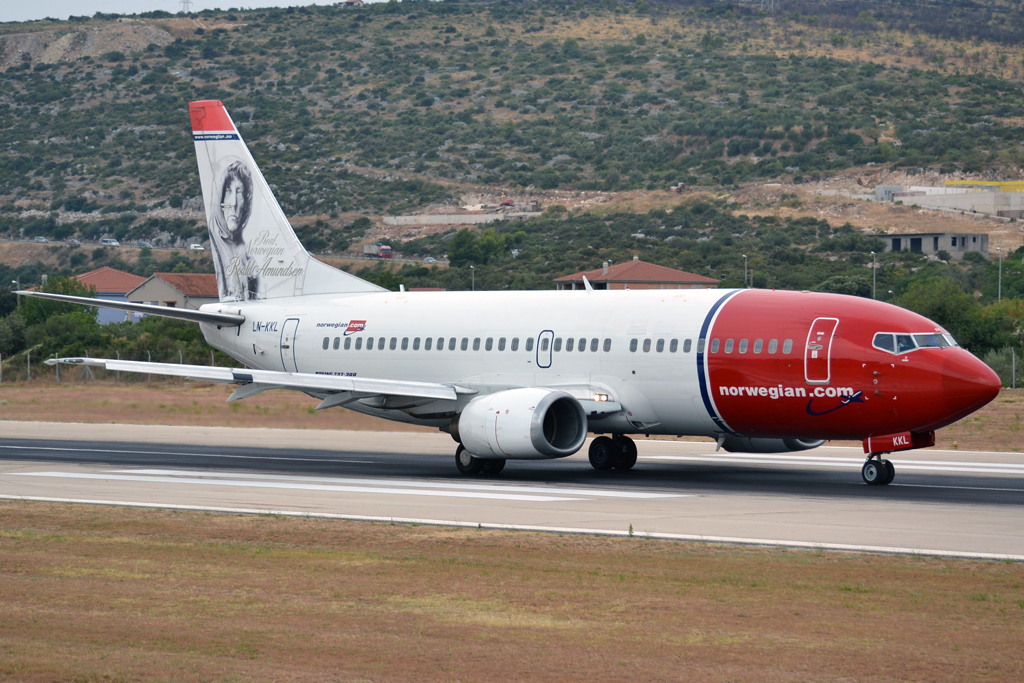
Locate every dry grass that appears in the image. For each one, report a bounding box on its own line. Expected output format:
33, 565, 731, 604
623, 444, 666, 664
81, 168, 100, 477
2, 383, 1021, 451
0, 501, 1021, 682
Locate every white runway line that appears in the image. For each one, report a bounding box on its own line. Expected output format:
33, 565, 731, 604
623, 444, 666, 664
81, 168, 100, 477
642, 453, 1024, 475
0, 444, 373, 464
121, 469, 684, 499
0, 493, 1020, 562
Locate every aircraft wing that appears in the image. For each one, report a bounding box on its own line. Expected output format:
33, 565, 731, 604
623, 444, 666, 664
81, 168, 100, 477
45, 357, 459, 404
16, 291, 244, 327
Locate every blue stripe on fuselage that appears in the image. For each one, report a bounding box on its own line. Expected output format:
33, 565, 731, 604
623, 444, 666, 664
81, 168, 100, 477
696, 289, 741, 434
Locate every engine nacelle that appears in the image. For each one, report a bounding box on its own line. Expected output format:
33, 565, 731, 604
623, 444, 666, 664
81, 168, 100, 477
719, 435, 826, 454
457, 388, 588, 459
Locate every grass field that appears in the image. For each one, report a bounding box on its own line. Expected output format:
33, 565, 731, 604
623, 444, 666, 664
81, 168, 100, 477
0, 381, 1021, 451
0, 501, 1021, 682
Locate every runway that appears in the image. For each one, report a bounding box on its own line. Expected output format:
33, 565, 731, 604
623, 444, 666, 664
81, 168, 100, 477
1, 422, 1022, 559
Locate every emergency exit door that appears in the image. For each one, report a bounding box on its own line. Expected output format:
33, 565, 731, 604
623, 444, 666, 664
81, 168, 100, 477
805, 317, 839, 384
280, 318, 299, 373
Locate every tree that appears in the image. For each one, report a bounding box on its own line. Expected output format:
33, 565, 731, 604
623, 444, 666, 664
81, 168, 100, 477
895, 278, 1011, 354
813, 276, 871, 297
18, 276, 98, 327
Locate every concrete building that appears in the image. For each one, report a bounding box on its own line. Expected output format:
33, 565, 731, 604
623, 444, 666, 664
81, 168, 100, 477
554, 256, 719, 291
64, 267, 147, 324
127, 273, 219, 310
871, 232, 989, 260
875, 184, 1024, 218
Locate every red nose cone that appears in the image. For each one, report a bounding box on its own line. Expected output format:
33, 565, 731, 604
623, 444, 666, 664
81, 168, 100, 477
942, 350, 1002, 422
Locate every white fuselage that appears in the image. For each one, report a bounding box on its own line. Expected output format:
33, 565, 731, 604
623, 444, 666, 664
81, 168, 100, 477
200, 288, 729, 436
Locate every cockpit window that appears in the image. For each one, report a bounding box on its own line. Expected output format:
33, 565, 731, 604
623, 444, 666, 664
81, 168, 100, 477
872, 333, 895, 353
874, 331, 955, 355
914, 333, 949, 349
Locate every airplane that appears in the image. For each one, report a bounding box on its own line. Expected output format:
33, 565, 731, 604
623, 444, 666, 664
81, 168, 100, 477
21, 100, 1002, 485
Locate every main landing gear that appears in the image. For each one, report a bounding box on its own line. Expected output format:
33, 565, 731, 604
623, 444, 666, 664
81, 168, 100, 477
455, 445, 506, 476
862, 455, 895, 486
588, 435, 638, 471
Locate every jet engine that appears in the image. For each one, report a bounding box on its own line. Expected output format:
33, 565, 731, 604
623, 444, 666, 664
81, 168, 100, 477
455, 388, 588, 459
718, 435, 826, 454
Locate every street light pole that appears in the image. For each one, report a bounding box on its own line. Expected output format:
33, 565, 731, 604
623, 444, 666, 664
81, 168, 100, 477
470, 265, 475, 292
870, 251, 876, 299
743, 255, 747, 288
997, 247, 1002, 301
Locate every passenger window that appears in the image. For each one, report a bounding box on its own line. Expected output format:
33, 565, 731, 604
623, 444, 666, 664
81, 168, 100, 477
753, 339, 762, 354
603, 338, 611, 352
768, 339, 778, 354
709, 339, 719, 353
390, 337, 398, 351
553, 337, 562, 352
413, 337, 420, 351
355, 337, 363, 350
485, 337, 493, 351
683, 339, 691, 353
540, 338, 550, 352
656, 339, 665, 353
783, 339, 793, 354
873, 333, 894, 353
696, 339, 704, 353
322, 337, 329, 350
367, 337, 375, 350
725, 339, 734, 353
669, 339, 678, 353
461, 337, 469, 351
498, 337, 506, 351
449, 338, 457, 351
579, 338, 586, 352
629, 339, 638, 352
525, 338, 533, 352
401, 337, 409, 351
643, 339, 651, 352
438, 337, 445, 351
344, 337, 351, 350
566, 338, 574, 352
424, 337, 432, 351
473, 338, 480, 351
738, 339, 748, 354
896, 334, 916, 354
591, 338, 599, 352
333, 337, 340, 350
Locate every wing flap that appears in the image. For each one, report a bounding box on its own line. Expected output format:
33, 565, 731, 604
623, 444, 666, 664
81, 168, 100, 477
46, 357, 458, 402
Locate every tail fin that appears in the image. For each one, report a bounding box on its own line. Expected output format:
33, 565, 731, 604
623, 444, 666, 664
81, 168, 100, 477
189, 100, 383, 301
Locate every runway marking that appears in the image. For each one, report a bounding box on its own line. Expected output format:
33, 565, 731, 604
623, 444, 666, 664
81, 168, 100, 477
0, 444, 373, 464
641, 454, 1024, 474
13, 471, 685, 502
121, 469, 684, 499
892, 483, 1024, 493
0, 494, 1020, 563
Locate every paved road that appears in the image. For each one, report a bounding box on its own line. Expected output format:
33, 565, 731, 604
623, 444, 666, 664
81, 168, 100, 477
1, 422, 1021, 559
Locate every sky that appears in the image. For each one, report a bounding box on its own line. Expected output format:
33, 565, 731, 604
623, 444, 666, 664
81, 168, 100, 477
0, 1, 383, 24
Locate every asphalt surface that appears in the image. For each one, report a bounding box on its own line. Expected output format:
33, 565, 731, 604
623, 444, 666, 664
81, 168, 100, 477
1, 422, 1022, 559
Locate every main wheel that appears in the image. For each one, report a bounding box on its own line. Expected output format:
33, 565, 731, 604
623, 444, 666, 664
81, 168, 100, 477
862, 459, 884, 485
589, 436, 616, 470
614, 437, 638, 470
455, 445, 483, 475
481, 459, 506, 475
882, 459, 895, 485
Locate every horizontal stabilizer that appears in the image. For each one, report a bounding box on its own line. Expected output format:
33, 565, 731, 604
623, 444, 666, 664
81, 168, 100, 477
45, 357, 458, 402
16, 291, 244, 327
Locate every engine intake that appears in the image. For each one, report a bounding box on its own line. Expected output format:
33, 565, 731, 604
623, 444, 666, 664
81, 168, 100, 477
719, 435, 826, 454
457, 388, 588, 459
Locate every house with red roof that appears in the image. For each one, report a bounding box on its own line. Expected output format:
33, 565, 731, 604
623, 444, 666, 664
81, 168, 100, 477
126, 273, 220, 311
553, 256, 719, 291
70, 267, 148, 324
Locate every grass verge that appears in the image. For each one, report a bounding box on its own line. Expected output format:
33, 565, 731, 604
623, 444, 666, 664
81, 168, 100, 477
0, 501, 1021, 682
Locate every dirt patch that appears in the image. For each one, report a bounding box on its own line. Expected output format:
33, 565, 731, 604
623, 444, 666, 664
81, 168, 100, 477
0, 501, 1020, 682
0, 380, 433, 432
0, 240, 212, 271
0, 382, 1018, 450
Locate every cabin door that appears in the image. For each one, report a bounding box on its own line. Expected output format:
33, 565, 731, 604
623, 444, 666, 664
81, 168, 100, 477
804, 317, 839, 385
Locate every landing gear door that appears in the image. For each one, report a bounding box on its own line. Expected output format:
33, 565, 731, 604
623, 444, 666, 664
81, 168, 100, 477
536, 330, 553, 369
804, 317, 839, 385
280, 318, 300, 373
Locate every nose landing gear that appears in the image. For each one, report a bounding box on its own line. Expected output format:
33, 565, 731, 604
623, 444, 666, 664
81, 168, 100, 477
862, 455, 895, 485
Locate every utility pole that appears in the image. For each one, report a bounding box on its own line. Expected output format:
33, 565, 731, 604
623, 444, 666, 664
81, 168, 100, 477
870, 251, 876, 299
179, 0, 193, 13
743, 255, 747, 288
470, 265, 475, 291
997, 247, 1003, 301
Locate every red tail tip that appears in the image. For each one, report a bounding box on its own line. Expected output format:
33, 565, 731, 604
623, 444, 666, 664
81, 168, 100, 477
189, 100, 235, 132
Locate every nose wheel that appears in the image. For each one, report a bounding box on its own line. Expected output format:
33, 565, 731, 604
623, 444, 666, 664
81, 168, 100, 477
862, 456, 895, 486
